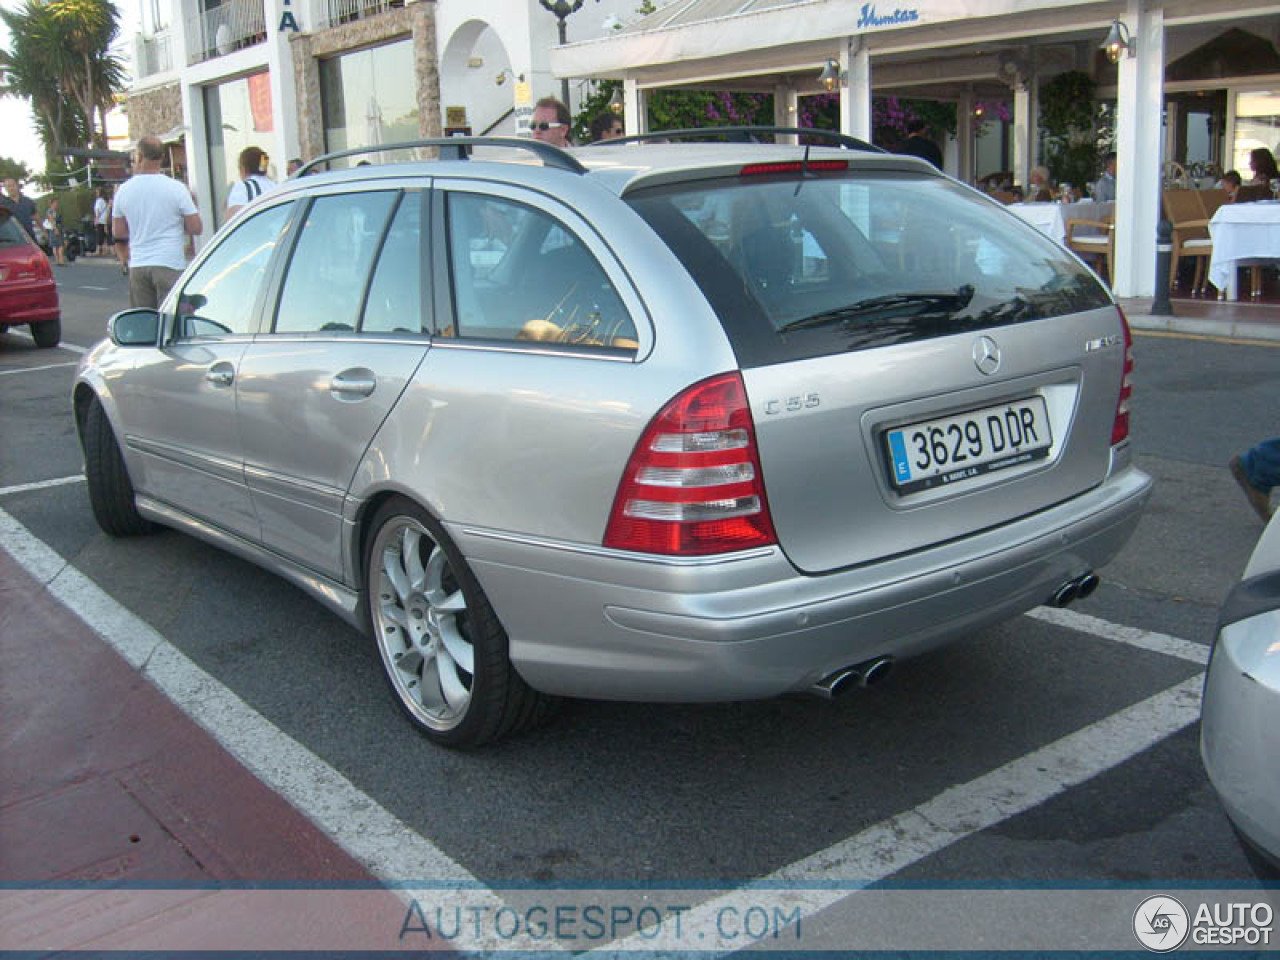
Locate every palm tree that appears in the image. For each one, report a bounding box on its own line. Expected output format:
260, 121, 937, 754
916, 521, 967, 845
0, 0, 123, 158
50, 0, 124, 148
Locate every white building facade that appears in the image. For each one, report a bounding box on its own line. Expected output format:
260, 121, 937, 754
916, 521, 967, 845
126, 0, 641, 237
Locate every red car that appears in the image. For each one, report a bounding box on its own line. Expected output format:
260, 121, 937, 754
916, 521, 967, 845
0, 208, 61, 348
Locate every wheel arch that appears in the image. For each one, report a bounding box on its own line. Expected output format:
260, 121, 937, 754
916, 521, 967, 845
348, 483, 449, 591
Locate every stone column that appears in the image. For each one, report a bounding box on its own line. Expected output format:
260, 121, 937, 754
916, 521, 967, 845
290, 32, 325, 163
410, 0, 442, 139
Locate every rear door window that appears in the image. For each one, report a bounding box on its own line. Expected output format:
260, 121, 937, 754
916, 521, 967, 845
274, 191, 399, 334
627, 172, 1111, 367
442, 191, 639, 353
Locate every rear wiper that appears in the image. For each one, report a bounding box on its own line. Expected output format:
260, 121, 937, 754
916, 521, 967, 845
779, 285, 975, 334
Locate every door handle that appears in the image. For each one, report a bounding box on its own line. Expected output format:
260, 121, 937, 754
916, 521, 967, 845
205, 363, 234, 387
330, 370, 376, 398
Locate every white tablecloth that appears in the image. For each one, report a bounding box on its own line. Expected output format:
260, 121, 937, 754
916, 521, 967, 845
1008, 201, 1114, 245
1208, 202, 1280, 296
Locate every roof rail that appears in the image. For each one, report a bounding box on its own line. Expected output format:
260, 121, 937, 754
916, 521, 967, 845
294, 137, 588, 178
588, 126, 885, 154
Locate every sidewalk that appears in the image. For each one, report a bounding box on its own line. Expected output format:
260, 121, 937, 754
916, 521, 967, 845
1121, 296, 1280, 342
0, 546, 400, 950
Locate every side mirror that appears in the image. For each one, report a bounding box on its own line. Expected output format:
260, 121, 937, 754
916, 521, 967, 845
108, 308, 161, 347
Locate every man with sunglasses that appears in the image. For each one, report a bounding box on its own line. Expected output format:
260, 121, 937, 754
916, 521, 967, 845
529, 97, 572, 148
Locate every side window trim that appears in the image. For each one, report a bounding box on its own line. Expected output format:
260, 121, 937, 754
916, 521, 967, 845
164, 198, 299, 345
431, 177, 653, 360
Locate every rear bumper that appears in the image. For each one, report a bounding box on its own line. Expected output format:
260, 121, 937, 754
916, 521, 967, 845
452, 464, 1152, 702
0, 281, 59, 326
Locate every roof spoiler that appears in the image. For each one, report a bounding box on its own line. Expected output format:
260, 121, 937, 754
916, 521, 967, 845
587, 126, 884, 153
294, 137, 588, 178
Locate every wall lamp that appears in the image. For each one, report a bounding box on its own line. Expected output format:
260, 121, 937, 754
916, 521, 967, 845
818, 59, 842, 92
1101, 20, 1135, 64
608, 87, 625, 114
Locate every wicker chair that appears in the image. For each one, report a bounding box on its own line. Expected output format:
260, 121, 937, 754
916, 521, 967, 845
1065, 214, 1115, 284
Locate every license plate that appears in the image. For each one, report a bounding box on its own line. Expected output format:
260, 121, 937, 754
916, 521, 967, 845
885, 396, 1052, 494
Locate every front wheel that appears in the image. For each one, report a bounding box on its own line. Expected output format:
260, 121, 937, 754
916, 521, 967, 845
30, 316, 61, 348
83, 397, 153, 536
364, 497, 554, 747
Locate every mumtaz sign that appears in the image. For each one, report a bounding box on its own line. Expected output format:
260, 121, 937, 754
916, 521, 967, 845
856, 3, 921, 28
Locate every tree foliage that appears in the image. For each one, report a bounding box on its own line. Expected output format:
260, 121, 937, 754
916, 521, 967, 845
1038, 71, 1110, 189
0, 156, 34, 182
0, 0, 125, 170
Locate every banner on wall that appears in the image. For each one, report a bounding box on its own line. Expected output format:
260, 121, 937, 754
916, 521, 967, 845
248, 72, 274, 133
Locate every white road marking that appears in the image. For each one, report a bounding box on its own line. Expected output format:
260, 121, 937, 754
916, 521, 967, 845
0, 362, 78, 377
2, 329, 88, 354
0, 495, 1211, 954
1027, 605, 1210, 665
597, 675, 1205, 954
0, 475, 85, 496
0, 505, 492, 896
79, 285, 110, 291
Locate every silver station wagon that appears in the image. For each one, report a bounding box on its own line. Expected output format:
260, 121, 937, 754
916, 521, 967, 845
75, 131, 1152, 746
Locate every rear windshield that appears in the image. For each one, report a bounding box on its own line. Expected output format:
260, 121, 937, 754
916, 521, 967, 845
0, 214, 28, 249
626, 171, 1111, 367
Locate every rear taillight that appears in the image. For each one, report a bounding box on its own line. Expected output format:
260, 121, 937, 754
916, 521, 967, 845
603, 373, 778, 556
1111, 307, 1133, 445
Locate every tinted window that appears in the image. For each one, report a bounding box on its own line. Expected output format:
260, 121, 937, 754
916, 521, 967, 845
0, 214, 27, 248
627, 173, 1111, 367
275, 191, 398, 333
362, 193, 425, 334
444, 193, 638, 352
175, 202, 294, 338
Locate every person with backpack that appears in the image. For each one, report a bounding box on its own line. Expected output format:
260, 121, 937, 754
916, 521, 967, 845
225, 146, 276, 220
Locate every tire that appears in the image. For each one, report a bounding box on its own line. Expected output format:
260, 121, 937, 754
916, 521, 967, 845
83, 398, 153, 537
364, 496, 555, 748
30, 316, 61, 348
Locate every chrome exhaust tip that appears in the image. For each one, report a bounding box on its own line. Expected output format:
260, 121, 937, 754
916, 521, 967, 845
854, 655, 894, 688
809, 668, 858, 700
1075, 572, 1100, 600
1051, 580, 1079, 607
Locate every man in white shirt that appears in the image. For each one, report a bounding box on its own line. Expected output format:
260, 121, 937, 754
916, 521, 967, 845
112, 136, 203, 308
225, 145, 277, 220
92, 188, 110, 256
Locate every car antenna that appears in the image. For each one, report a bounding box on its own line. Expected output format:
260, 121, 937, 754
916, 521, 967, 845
802, 143, 811, 177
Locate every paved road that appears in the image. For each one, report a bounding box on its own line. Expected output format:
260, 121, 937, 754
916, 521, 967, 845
2, 259, 1277, 952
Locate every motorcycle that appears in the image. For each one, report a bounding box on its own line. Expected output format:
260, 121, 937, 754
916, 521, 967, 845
63, 227, 82, 262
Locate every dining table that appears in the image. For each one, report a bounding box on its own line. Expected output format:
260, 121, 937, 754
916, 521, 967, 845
1208, 201, 1280, 299
1008, 200, 1115, 246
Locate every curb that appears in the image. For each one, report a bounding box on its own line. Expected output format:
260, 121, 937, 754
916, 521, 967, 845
1126, 312, 1280, 343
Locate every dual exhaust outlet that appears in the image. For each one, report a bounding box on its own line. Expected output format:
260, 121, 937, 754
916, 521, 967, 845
1050, 570, 1100, 608
810, 656, 895, 700
809, 570, 1100, 700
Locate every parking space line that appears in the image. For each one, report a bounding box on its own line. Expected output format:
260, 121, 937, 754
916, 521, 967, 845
0, 505, 493, 895
0, 362, 79, 377
1026, 606, 1210, 665
2, 329, 88, 355
0, 475, 85, 497
0, 497, 1209, 954
597, 674, 1204, 954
